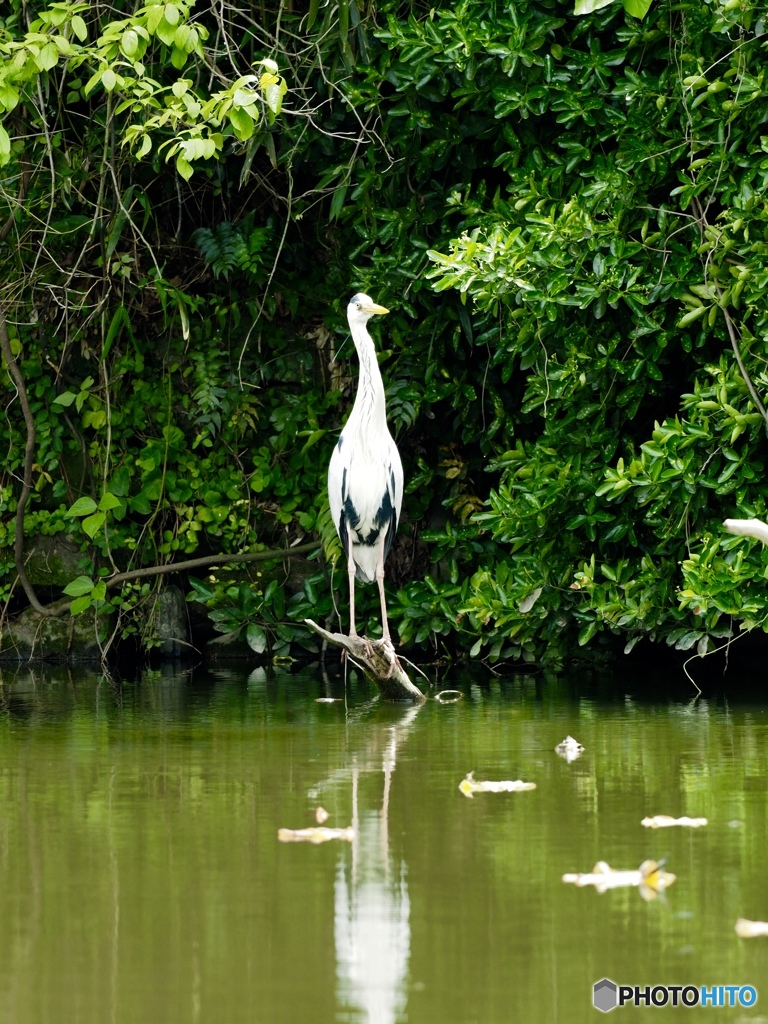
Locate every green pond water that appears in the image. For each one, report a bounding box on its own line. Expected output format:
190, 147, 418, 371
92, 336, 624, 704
0, 662, 767, 1023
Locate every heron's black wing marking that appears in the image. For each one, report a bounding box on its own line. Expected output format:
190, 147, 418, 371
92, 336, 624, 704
337, 456, 399, 577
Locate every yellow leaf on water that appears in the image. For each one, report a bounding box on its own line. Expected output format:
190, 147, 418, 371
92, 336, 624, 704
459, 772, 536, 798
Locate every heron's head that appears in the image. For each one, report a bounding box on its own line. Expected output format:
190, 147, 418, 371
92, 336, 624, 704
347, 293, 389, 325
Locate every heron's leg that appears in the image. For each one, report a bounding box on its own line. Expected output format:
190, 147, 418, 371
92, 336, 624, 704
375, 527, 391, 643
346, 522, 358, 638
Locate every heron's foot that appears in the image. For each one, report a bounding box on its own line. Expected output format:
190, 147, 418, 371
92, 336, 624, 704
362, 636, 378, 660
348, 630, 376, 660
371, 635, 399, 678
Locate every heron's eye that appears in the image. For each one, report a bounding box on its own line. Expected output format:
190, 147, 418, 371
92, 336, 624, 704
356, 303, 362, 309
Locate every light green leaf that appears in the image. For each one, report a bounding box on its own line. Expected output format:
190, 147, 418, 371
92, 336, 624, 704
98, 491, 122, 512
37, 42, 59, 71
71, 15, 87, 41
263, 77, 287, 117
146, 5, 164, 33
174, 24, 190, 50
155, 19, 177, 45
679, 305, 707, 327
82, 511, 106, 538
102, 68, 117, 92
53, 35, 74, 55
301, 429, 326, 453
176, 154, 193, 180
83, 409, 107, 429
84, 70, 102, 96
228, 106, 254, 141
64, 575, 95, 597
69, 594, 93, 615
121, 29, 139, 56
623, 0, 652, 17
0, 81, 19, 113
246, 623, 267, 654
233, 87, 257, 107
53, 391, 77, 407
66, 496, 98, 517
574, 0, 614, 12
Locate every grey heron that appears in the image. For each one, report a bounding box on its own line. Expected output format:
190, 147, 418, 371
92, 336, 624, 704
328, 293, 404, 643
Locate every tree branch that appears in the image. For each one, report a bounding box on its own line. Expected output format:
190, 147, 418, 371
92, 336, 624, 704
305, 618, 425, 702
38, 541, 322, 618
105, 541, 321, 588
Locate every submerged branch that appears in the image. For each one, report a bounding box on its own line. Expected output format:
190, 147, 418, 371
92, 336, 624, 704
305, 618, 426, 702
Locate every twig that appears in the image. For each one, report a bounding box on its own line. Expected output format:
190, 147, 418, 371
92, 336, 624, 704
719, 299, 768, 427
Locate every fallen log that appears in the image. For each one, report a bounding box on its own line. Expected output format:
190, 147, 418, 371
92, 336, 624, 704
305, 619, 425, 702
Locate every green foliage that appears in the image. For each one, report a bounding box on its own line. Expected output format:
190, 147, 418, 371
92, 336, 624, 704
373, 0, 768, 666
4, 0, 768, 668
0, 1, 286, 177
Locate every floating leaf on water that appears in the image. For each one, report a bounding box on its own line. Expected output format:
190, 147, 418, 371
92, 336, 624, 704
562, 859, 676, 897
555, 735, 585, 762
459, 771, 537, 798
735, 918, 768, 938
315, 806, 329, 824
277, 826, 354, 844
641, 815, 708, 829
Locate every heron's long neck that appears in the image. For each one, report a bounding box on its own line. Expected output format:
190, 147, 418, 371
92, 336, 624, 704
349, 322, 387, 434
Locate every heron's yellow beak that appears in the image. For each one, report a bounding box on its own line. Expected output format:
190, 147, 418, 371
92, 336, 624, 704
364, 302, 389, 316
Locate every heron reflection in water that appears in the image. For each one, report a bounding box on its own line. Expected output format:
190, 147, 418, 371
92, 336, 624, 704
325, 706, 420, 1023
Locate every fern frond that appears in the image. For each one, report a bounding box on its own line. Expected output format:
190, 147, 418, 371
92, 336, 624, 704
193, 223, 242, 279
